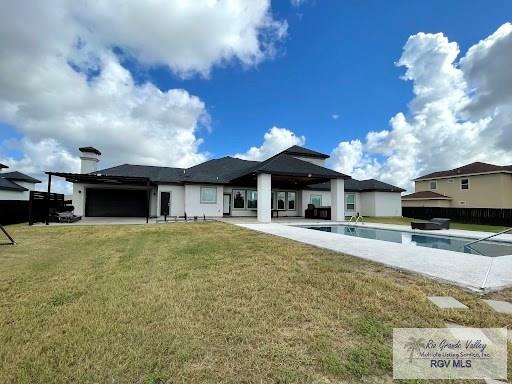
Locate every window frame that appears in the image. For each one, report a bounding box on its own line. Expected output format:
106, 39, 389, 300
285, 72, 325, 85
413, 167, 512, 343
232, 189, 246, 209
247, 190, 258, 210
287, 191, 296, 210
430, 180, 437, 190
200, 186, 217, 204
310, 194, 322, 208
346, 193, 356, 211
276, 191, 286, 210
460, 178, 470, 191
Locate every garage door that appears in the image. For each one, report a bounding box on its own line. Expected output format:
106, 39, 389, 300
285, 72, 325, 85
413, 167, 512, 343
85, 189, 147, 217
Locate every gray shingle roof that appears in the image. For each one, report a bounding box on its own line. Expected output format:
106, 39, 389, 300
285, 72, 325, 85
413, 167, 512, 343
95, 153, 346, 184
95, 164, 186, 183
182, 157, 259, 183
1, 171, 41, 183
282, 145, 330, 159
304, 178, 405, 192
249, 153, 347, 178
0, 177, 27, 191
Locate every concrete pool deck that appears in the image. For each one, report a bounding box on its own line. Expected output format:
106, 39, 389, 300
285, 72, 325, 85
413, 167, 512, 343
237, 222, 512, 292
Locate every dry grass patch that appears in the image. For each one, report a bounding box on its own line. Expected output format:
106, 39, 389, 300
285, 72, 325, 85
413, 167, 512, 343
0, 222, 510, 383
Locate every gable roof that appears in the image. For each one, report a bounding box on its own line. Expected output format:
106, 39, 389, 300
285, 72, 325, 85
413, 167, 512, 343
415, 162, 512, 181
1, 171, 41, 183
182, 157, 259, 183
94, 153, 347, 184
0, 163, 8, 169
248, 153, 347, 179
281, 145, 329, 159
401, 191, 451, 199
304, 178, 404, 192
0, 177, 27, 191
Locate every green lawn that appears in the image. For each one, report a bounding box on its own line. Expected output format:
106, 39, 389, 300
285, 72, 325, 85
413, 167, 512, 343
0, 223, 510, 383
358, 216, 508, 233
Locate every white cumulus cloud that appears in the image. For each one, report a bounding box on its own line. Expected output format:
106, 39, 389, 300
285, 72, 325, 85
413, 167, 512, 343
0, 0, 287, 192
330, 23, 512, 191
234, 126, 305, 161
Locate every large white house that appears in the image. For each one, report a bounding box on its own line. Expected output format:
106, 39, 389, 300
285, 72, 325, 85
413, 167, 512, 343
0, 163, 41, 200
50, 146, 404, 222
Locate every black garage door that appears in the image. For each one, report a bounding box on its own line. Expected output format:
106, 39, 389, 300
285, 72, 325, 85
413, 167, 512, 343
85, 189, 147, 217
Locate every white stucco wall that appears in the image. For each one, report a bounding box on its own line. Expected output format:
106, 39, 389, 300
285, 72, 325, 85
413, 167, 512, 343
0, 181, 36, 201
360, 192, 376, 217
184, 184, 224, 217
372, 192, 402, 216
302, 189, 402, 217
157, 184, 185, 217
358, 191, 402, 217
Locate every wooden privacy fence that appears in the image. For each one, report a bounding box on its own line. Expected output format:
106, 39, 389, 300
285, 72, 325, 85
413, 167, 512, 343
0, 200, 29, 225
402, 207, 512, 226
28, 191, 64, 225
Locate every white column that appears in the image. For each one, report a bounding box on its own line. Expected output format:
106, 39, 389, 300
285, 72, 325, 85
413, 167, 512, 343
330, 178, 345, 221
257, 173, 272, 223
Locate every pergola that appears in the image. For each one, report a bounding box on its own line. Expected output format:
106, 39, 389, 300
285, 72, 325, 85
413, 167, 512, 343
44, 172, 155, 224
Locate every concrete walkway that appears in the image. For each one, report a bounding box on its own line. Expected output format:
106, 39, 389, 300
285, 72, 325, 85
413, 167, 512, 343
237, 222, 512, 292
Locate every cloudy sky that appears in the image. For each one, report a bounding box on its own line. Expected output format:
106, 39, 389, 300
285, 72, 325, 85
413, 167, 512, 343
0, 0, 511, 193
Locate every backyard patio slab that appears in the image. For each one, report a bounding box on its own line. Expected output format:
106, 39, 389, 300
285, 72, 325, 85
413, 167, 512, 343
482, 299, 512, 314
237, 222, 512, 291
428, 296, 467, 309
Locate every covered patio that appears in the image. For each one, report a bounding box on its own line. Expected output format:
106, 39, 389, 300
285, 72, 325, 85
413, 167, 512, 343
45, 172, 156, 224
228, 154, 349, 223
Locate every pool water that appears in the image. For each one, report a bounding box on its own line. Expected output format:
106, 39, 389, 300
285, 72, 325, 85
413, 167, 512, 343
306, 225, 512, 257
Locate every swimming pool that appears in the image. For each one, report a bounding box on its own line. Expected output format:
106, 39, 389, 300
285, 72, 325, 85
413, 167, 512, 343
305, 225, 512, 257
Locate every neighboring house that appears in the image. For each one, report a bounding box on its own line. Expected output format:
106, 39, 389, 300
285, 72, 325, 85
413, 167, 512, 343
402, 162, 512, 209
50, 145, 404, 222
0, 164, 41, 200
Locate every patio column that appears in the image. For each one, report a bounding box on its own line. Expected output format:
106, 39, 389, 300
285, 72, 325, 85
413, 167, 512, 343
257, 173, 271, 223
330, 178, 345, 221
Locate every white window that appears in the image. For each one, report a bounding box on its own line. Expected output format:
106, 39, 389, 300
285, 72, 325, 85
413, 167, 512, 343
276, 192, 286, 210
200, 187, 217, 203
430, 180, 437, 190
233, 190, 246, 209
460, 178, 469, 190
311, 194, 322, 208
287, 192, 296, 210
247, 190, 257, 209
346, 193, 356, 211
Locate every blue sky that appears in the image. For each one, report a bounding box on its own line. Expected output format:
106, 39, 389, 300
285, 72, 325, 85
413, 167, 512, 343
1, 1, 511, 192
136, 0, 511, 158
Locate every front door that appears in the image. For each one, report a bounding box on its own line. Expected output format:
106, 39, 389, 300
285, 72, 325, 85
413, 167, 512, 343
160, 192, 171, 216
223, 194, 231, 215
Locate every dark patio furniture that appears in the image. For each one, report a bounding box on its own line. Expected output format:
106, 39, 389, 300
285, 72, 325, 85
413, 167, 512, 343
305, 204, 331, 220
411, 221, 442, 230
430, 218, 450, 229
